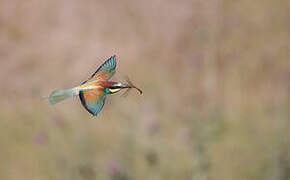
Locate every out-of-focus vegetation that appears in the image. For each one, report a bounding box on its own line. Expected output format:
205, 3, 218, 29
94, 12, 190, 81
0, 0, 290, 179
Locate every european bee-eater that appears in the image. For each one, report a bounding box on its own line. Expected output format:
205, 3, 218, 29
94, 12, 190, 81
49, 55, 142, 116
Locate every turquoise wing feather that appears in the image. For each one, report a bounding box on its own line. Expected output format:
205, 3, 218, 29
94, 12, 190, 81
79, 90, 107, 116
93, 55, 116, 79
83, 55, 116, 84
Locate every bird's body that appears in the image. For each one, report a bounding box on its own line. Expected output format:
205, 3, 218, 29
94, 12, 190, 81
49, 55, 142, 116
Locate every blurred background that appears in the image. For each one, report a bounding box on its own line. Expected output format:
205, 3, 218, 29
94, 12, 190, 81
0, 0, 290, 179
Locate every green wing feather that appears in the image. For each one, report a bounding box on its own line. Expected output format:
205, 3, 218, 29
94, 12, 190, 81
83, 55, 117, 84
93, 55, 116, 79
79, 90, 106, 116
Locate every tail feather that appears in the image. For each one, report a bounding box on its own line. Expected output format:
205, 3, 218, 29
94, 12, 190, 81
49, 88, 78, 105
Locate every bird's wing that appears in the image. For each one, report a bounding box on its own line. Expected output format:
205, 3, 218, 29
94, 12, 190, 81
83, 55, 116, 84
79, 88, 106, 116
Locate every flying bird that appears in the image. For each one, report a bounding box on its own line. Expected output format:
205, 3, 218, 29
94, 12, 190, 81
49, 55, 142, 116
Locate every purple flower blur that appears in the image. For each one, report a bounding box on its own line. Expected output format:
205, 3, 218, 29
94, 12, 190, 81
33, 132, 46, 145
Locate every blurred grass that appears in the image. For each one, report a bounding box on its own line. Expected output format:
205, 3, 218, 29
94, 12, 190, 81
0, 0, 290, 179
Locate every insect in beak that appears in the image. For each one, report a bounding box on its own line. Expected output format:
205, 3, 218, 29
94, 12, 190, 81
121, 77, 143, 96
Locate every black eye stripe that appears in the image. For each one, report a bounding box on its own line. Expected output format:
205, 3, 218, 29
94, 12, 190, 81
110, 86, 121, 89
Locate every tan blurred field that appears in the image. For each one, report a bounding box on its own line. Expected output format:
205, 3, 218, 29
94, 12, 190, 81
0, 0, 290, 179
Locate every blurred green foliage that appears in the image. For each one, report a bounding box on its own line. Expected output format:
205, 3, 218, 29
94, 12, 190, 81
0, 0, 290, 179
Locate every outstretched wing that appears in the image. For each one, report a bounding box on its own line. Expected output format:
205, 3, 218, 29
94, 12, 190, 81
83, 55, 116, 84
79, 88, 107, 116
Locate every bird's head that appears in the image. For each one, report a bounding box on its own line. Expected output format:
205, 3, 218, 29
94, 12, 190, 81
104, 80, 142, 95
105, 82, 123, 94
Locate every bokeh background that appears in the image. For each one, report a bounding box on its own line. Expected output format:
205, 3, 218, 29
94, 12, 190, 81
0, 0, 290, 179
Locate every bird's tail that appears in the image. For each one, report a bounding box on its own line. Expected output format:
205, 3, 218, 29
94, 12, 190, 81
49, 87, 79, 105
